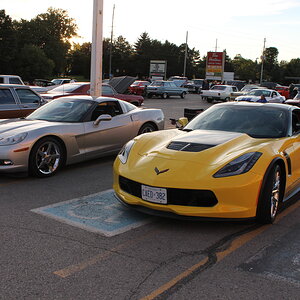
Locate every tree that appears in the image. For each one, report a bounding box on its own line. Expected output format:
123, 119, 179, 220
69, 42, 91, 79
262, 47, 279, 81
232, 55, 258, 82
133, 32, 154, 77
15, 7, 78, 75
111, 36, 133, 76
0, 10, 17, 74
15, 44, 54, 82
282, 58, 300, 84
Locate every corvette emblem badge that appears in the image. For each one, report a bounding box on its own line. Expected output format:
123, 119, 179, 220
154, 167, 169, 175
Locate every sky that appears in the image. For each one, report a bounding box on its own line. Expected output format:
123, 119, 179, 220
2, 0, 300, 62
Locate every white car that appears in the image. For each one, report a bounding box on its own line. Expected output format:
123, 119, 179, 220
201, 85, 238, 102
235, 89, 285, 103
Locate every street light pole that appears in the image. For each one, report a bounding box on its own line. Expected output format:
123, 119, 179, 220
260, 38, 266, 84
109, 4, 115, 79
183, 31, 188, 77
90, 0, 104, 97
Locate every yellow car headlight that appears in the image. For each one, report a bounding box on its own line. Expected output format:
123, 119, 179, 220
118, 140, 135, 164
213, 152, 262, 178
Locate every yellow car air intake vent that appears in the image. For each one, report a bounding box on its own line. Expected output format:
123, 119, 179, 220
167, 141, 215, 152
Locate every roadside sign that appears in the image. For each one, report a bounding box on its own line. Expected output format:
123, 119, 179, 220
206, 51, 225, 81
150, 60, 167, 80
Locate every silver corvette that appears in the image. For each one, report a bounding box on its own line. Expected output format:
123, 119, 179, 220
0, 96, 164, 177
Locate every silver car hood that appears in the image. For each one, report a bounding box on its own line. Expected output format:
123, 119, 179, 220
0, 119, 62, 137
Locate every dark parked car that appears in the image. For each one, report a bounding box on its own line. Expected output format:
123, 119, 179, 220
146, 81, 187, 99
0, 84, 45, 119
183, 79, 204, 93
40, 82, 144, 106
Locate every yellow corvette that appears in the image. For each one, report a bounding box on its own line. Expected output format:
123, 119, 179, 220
113, 102, 300, 223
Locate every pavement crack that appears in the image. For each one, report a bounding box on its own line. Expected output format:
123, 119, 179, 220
133, 224, 263, 300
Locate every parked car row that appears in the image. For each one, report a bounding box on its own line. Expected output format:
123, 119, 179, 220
1, 78, 299, 226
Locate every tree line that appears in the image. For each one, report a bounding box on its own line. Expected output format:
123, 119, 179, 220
1, 8, 300, 84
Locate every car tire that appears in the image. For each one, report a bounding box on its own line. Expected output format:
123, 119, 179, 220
29, 137, 65, 178
207, 98, 213, 103
180, 92, 186, 99
147, 93, 153, 99
138, 123, 157, 135
161, 93, 168, 99
224, 97, 230, 102
256, 164, 284, 224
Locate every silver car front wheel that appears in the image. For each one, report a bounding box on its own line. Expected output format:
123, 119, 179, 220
29, 137, 64, 177
138, 123, 156, 135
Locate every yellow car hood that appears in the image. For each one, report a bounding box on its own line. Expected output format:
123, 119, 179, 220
136, 129, 270, 166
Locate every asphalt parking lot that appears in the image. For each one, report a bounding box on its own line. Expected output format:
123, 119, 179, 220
0, 93, 299, 299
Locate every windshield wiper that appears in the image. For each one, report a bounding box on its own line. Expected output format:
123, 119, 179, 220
181, 128, 193, 132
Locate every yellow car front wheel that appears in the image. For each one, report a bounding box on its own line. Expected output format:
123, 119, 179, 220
256, 163, 284, 224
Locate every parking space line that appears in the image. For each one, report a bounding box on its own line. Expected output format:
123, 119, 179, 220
53, 228, 159, 278
140, 200, 299, 300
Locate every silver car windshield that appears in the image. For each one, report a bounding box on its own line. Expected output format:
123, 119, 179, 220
26, 99, 94, 122
185, 105, 288, 138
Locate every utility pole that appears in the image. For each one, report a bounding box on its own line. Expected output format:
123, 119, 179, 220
183, 31, 188, 77
260, 38, 266, 84
109, 4, 115, 79
90, 0, 104, 97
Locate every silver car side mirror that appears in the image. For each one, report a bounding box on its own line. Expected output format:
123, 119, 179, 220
93, 114, 112, 126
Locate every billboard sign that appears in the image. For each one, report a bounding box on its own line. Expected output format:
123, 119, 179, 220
149, 60, 167, 80
206, 52, 225, 80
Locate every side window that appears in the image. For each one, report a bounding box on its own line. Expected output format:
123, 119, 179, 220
122, 101, 136, 112
292, 111, 300, 134
102, 85, 114, 94
0, 78, 4, 83
0, 89, 16, 104
16, 89, 41, 104
233, 87, 238, 92
90, 101, 122, 121
9, 78, 22, 84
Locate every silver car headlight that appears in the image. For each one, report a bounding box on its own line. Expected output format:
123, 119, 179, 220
0, 133, 28, 146
213, 152, 262, 178
118, 140, 135, 164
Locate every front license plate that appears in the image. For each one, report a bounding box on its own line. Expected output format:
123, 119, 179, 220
141, 185, 167, 204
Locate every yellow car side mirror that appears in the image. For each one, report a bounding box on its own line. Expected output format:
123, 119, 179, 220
178, 117, 188, 128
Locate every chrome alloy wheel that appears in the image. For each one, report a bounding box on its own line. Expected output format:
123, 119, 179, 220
270, 167, 280, 219
35, 141, 61, 175
140, 126, 155, 134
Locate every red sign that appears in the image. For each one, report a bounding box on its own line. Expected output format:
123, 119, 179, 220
206, 52, 224, 79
